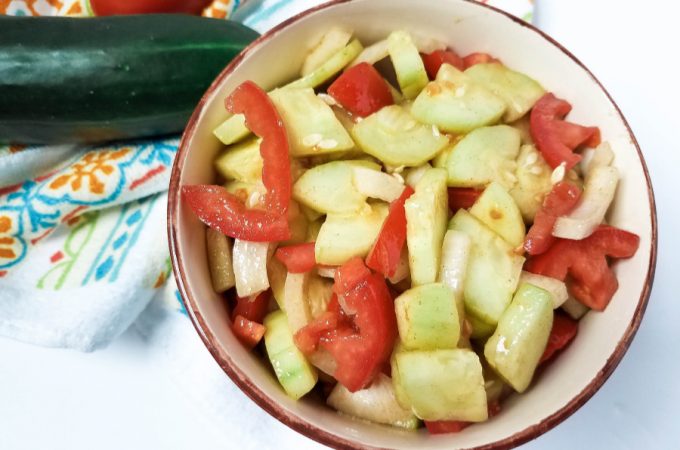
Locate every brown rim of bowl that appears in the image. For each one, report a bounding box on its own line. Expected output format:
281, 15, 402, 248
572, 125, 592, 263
168, 0, 658, 449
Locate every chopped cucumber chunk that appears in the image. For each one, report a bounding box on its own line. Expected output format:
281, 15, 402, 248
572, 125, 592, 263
302, 27, 353, 76
205, 228, 235, 293
393, 348, 488, 421
214, 137, 263, 183
270, 88, 355, 157
315, 203, 389, 265
352, 105, 449, 167
283, 271, 312, 333
445, 125, 521, 189
387, 30, 429, 99
293, 160, 379, 214
411, 64, 506, 134
448, 210, 524, 327
465, 63, 545, 122
509, 144, 553, 222
561, 297, 590, 320
287, 39, 364, 89
468, 313, 496, 340
213, 113, 250, 145
264, 310, 318, 400
395, 283, 460, 350
405, 168, 448, 286
484, 283, 553, 393
469, 182, 526, 247
327, 373, 420, 429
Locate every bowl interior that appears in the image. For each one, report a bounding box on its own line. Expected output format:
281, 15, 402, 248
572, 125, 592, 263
169, 0, 655, 448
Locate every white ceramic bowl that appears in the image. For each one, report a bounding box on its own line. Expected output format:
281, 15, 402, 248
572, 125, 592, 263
168, 0, 657, 448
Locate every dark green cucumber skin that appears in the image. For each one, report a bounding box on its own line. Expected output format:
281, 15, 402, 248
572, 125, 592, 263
0, 15, 259, 145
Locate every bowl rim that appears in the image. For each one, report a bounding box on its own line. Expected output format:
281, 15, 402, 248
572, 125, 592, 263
167, 0, 658, 448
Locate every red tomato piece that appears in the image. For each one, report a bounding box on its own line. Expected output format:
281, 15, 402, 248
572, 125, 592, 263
524, 182, 582, 255
462, 52, 500, 69
366, 186, 415, 277
232, 290, 270, 323
294, 310, 339, 354
333, 256, 372, 295
183, 81, 292, 242
327, 63, 393, 117
421, 50, 465, 79
232, 315, 266, 349
89, 0, 211, 15
540, 313, 579, 364
525, 225, 640, 310
448, 187, 483, 212
530, 93, 601, 170
275, 242, 317, 273
425, 420, 470, 434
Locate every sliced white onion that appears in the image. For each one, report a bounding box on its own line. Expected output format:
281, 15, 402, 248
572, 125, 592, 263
349, 39, 389, 67
232, 239, 270, 298
283, 271, 312, 333
316, 266, 337, 279
388, 249, 410, 284
411, 33, 447, 54
561, 297, 590, 320
405, 163, 432, 188
520, 271, 568, 309
353, 166, 405, 202
438, 230, 472, 299
327, 373, 417, 428
552, 165, 619, 240
307, 349, 337, 376
587, 141, 615, 174
302, 27, 353, 76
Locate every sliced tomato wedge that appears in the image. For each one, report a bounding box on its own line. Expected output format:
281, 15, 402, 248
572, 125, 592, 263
333, 256, 372, 295
421, 50, 465, 79
540, 312, 579, 364
183, 82, 291, 241
530, 93, 601, 171
462, 52, 500, 69
275, 242, 317, 273
232, 315, 266, 349
366, 186, 415, 277
448, 187, 483, 212
232, 290, 270, 324
525, 225, 640, 310
524, 182, 582, 255
327, 62, 393, 117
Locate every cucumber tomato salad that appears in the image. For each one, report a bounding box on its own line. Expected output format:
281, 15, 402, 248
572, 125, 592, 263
183, 28, 640, 433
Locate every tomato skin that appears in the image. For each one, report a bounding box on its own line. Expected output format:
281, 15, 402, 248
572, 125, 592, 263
232, 315, 266, 349
462, 52, 500, 69
366, 186, 414, 277
328, 63, 393, 117
525, 225, 640, 310
232, 291, 270, 324
447, 187, 482, 212
524, 182, 582, 255
530, 93, 601, 170
275, 242, 317, 273
333, 256, 372, 295
540, 313, 578, 364
421, 50, 465, 79
89, 0, 212, 15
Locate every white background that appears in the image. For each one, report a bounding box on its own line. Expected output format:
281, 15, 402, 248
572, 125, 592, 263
2, 0, 679, 448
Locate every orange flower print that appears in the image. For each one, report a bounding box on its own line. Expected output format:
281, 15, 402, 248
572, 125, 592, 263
0, 215, 17, 260
50, 148, 130, 195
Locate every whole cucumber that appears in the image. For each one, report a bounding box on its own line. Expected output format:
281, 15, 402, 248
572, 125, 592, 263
0, 15, 259, 144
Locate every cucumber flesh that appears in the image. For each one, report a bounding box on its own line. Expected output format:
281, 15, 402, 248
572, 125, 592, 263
263, 310, 318, 400
214, 137, 263, 183
445, 125, 521, 189
405, 168, 449, 286
484, 283, 553, 393
395, 283, 460, 350
302, 27, 353, 76
465, 63, 545, 122
468, 313, 496, 341
327, 373, 420, 429
293, 160, 380, 214
508, 144, 553, 222
387, 30, 429, 99
287, 39, 364, 89
353, 104, 449, 167
411, 64, 506, 134
213, 114, 250, 146
469, 182, 526, 248
315, 203, 389, 265
393, 348, 488, 421
448, 210, 524, 327
270, 87, 355, 157
205, 228, 236, 293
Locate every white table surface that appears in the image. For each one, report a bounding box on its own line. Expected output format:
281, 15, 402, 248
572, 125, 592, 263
2, 1, 679, 449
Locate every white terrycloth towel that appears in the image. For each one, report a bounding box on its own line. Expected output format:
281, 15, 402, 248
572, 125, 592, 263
0, 0, 534, 446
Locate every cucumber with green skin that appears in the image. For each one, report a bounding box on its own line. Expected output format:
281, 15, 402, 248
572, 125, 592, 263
0, 15, 259, 144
